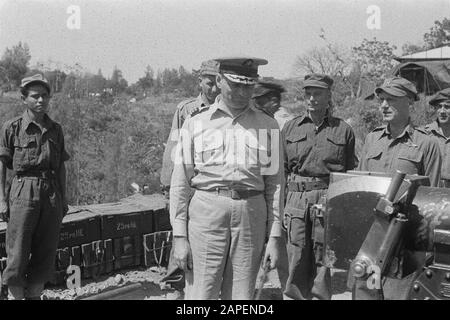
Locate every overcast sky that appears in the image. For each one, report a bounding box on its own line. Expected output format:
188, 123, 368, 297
1, 0, 449, 83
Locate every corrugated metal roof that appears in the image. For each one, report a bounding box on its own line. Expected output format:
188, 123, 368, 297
397, 46, 450, 61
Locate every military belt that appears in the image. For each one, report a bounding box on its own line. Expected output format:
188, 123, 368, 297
202, 188, 263, 200
288, 180, 328, 192
16, 170, 57, 180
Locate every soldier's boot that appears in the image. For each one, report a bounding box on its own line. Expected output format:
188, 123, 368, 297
25, 283, 44, 300
8, 285, 25, 300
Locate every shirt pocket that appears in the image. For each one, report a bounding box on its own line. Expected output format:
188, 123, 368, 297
397, 147, 422, 175
194, 137, 223, 165
324, 134, 346, 163
285, 132, 308, 158
244, 141, 268, 171
13, 136, 37, 167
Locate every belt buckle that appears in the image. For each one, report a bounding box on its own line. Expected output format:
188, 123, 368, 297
300, 181, 306, 192
231, 189, 240, 200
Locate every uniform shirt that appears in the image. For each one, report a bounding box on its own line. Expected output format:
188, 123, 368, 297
282, 113, 357, 177
170, 96, 284, 238
160, 93, 211, 187
0, 109, 70, 172
358, 124, 441, 187
423, 120, 450, 181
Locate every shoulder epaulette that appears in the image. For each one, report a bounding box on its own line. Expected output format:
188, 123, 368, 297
189, 106, 210, 118
177, 98, 197, 110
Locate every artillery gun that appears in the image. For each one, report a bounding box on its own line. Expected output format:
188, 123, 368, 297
322, 171, 450, 300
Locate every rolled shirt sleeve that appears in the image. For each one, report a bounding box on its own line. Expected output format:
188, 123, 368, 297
263, 127, 284, 239
0, 121, 14, 169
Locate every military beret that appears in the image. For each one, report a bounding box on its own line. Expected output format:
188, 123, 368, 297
429, 88, 450, 106
200, 59, 220, 76
252, 80, 286, 99
20, 74, 51, 95
215, 57, 268, 85
375, 76, 419, 101
302, 73, 334, 89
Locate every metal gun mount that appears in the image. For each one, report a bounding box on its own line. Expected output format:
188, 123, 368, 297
323, 171, 450, 300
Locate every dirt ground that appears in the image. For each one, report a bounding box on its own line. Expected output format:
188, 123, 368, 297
42, 267, 352, 300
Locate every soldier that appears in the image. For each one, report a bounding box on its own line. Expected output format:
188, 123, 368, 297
422, 88, 450, 187
283, 74, 357, 300
356, 76, 442, 299
358, 77, 441, 187
252, 80, 286, 118
0, 74, 70, 300
252, 80, 289, 293
160, 60, 220, 191
170, 57, 283, 300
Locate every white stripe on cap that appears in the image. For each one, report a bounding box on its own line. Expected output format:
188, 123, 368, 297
223, 73, 257, 85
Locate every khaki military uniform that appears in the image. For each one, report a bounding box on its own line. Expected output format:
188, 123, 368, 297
358, 124, 441, 187
282, 113, 356, 300
422, 120, 450, 187
0, 110, 70, 287
170, 96, 284, 299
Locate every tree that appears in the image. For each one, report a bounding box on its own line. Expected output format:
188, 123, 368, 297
401, 42, 424, 56
137, 65, 154, 94
423, 17, 450, 49
0, 42, 31, 89
109, 66, 128, 95
352, 38, 398, 86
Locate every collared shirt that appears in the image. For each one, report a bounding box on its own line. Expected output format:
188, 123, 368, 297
0, 109, 70, 172
358, 124, 441, 187
282, 113, 357, 177
170, 95, 284, 238
160, 93, 211, 187
423, 120, 450, 182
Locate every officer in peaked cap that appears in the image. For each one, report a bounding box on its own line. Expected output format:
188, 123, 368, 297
170, 56, 284, 300
0, 74, 70, 300
252, 80, 286, 118
282, 73, 357, 300
422, 87, 450, 187
357, 76, 441, 299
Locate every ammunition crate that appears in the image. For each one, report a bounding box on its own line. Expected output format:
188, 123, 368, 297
143, 231, 172, 267
113, 236, 142, 270
124, 194, 169, 233
90, 202, 145, 239
59, 209, 102, 248
81, 240, 114, 279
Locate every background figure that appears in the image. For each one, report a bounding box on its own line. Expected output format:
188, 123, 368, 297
0, 74, 70, 300
282, 74, 357, 300
170, 57, 283, 300
356, 77, 442, 299
422, 88, 450, 188
252, 79, 289, 293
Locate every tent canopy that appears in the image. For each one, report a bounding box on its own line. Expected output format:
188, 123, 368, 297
391, 60, 450, 96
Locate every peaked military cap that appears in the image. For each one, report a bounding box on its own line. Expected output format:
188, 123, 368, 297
20, 74, 51, 95
200, 59, 220, 76
252, 80, 286, 99
375, 76, 419, 101
302, 73, 334, 89
215, 57, 268, 85
429, 88, 450, 107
